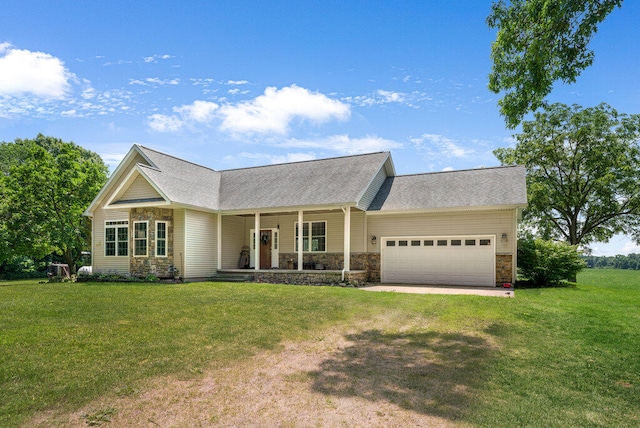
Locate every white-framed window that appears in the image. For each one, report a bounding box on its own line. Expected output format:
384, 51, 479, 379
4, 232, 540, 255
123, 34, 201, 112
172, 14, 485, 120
156, 221, 168, 257
133, 221, 148, 257
295, 221, 326, 252
105, 220, 129, 257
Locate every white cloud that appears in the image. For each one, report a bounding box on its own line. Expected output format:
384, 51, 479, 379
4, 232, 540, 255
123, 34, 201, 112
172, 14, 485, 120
377, 90, 405, 103
227, 80, 249, 85
281, 134, 402, 155
148, 100, 219, 132
173, 100, 219, 123
411, 133, 474, 158
129, 77, 180, 86
0, 43, 74, 99
218, 85, 350, 134
148, 113, 184, 132
143, 54, 173, 63
238, 151, 317, 165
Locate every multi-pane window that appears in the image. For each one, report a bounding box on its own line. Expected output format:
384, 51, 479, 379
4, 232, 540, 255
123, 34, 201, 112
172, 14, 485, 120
156, 221, 167, 257
134, 221, 148, 256
295, 221, 326, 252
105, 221, 128, 257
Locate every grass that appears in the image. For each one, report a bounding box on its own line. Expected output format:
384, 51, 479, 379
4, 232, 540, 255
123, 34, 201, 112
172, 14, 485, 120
1, 270, 639, 426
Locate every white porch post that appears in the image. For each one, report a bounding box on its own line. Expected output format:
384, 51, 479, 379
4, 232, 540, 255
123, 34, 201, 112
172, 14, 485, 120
217, 213, 222, 270
343, 206, 351, 271
254, 212, 260, 271
297, 210, 303, 271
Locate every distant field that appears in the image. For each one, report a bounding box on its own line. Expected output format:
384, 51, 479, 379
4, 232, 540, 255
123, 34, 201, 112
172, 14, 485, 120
1, 271, 638, 426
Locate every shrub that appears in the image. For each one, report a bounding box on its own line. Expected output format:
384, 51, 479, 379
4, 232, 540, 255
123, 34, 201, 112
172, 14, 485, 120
518, 238, 586, 286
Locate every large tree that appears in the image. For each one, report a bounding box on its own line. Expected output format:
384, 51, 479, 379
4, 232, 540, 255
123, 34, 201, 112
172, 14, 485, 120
0, 135, 108, 271
494, 103, 640, 247
487, 0, 623, 128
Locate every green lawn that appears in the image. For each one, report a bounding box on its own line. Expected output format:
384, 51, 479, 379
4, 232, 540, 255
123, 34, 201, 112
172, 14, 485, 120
1, 270, 639, 427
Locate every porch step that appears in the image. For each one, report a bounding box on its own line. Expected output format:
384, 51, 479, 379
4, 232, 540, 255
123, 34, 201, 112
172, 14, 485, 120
209, 272, 255, 283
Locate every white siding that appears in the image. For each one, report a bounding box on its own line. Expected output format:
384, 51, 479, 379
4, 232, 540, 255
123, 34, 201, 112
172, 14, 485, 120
118, 174, 160, 201
173, 208, 185, 276
358, 165, 388, 210
184, 209, 217, 278
92, 208, 130, 274
221, 215, 245, 269
367, 209, 517, 255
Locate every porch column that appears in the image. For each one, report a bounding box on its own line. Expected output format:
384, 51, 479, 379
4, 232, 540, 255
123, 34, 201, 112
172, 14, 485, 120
297, 210, 303, 271
343, 206, 350, 271
254, 212, 260, 271
216, 213, 222, 270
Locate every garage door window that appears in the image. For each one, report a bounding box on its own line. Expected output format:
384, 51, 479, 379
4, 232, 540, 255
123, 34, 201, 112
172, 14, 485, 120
437, 240, 448, 246
424, 240, 434, 246
411, 240, 420, 246
465, 239, 476, 246
386, 240, 396, 246
480, 239, 491, 246
451, 239, 462, 246
399, 240, 408, 246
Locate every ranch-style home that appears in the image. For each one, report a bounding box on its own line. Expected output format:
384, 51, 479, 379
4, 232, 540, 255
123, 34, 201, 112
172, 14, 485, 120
84, 145, 527, 286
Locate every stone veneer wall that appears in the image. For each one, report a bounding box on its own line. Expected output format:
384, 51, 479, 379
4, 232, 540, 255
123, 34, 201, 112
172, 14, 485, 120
254, 270, 366, 286
278, 252, 381, 282
130, 207, 174, 278
496, 254, 513, 285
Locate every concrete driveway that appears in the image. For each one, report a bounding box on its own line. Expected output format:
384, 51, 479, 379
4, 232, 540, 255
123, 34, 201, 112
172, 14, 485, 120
361, 284, 514, 298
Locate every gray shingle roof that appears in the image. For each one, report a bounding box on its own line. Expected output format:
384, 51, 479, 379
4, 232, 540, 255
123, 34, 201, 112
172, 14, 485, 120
127, 146, 526, 213
367, 165, 527, 211
218, 152, 390, 210
136, 146, 222, 210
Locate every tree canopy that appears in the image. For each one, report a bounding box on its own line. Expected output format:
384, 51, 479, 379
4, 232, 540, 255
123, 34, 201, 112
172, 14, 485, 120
487, 0, 623, 128
0, 135, 108, 271
494, 103, 640, 247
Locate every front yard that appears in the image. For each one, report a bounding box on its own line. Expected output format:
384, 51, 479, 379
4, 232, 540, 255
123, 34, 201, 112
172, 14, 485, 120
1, 270, 638, 426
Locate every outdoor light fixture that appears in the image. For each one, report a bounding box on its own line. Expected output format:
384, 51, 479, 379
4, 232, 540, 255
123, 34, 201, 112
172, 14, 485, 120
371, 235, 377, 245
501, 233, 508, 242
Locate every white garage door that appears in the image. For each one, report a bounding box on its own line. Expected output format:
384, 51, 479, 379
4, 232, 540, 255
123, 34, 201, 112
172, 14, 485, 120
381, 235, 495, 286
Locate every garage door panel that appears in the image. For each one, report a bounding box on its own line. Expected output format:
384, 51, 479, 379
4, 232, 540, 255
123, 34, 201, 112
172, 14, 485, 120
381, 235, 495, 286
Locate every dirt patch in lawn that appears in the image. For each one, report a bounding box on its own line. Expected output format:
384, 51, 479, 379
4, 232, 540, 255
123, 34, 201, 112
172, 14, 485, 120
31, 315, 494, 427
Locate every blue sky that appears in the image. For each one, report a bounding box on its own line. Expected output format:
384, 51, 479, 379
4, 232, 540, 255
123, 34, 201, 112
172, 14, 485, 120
1, 1, 639, 256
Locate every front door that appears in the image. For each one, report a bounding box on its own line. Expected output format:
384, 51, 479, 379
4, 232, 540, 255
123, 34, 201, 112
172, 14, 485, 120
260, 230, 272, 269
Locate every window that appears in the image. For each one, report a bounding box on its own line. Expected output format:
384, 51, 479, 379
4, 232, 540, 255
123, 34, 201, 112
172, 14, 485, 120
411, 240, 421, 246
451, 239, 462, 246
134, 221, 148, 256
295, 221, 326, 252
386, 240, 396, 246
437, 240, 448, 246
399, 240, 408, 246
156, 221, 168, 257
424, 240, 434, 246
105, 221, 128, 257
480, 239, 492, 246
465, 239, 476, 246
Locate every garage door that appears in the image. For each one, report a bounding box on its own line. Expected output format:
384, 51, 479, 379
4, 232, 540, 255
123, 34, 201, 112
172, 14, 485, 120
381, 235, 495, 286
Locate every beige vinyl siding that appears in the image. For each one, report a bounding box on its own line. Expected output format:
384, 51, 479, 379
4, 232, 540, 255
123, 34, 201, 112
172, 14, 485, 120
118, 174, 161, 201
367, 209, 517, 254
92, 208, 130, 274
173, 208, 185, 276
358, 165, 388, 210
221, 215, 245, 269
350, 210, 365, 252
184, 209, 217, 278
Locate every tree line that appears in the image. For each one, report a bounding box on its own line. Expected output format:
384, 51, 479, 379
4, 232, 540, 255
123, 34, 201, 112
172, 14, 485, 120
583, 254, 640, 270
